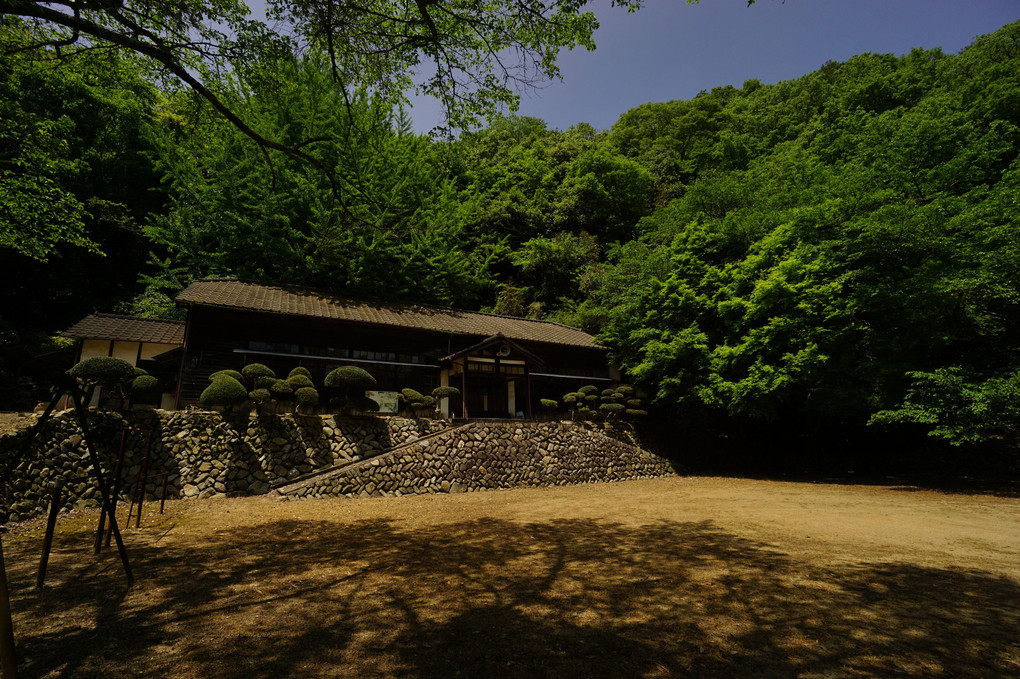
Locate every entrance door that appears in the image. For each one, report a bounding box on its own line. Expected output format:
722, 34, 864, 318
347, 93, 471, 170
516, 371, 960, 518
465, 376, 509, 417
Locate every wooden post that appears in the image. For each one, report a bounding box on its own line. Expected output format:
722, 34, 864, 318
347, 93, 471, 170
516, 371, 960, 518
36, 479, 64, 589
69, 389, 133, 586
460, 364, 468, 419
0, 532, 18, 679
525, 366, 533, 420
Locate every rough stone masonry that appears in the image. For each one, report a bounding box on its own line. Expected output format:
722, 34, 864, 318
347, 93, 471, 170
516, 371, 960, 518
0, 410, 676, 522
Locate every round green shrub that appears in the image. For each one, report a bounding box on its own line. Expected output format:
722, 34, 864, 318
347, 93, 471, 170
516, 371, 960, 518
562, 392, 579, 404
242, 363, 275, 383
249, 388, 272, 404
422, 395, 435, 408
287, 374, 314, 390
400, 388, 425, 404
254, 375, 277, 389
601, 388, 616, 398
131, 374, 160, 395
210, 369, 244, 383
627, 399, 643, 408
325, 366, 376, 389
288, 366, 312, 379
68, 357, 136, 386
133, 366, 148, 377
599, 403, 625, 417
269, 379, 294, 400
295, 387, 319, 407
200, 377, 248, 407
616, 385, 636, 397
625, 409, 648, 417
540, 398, 558, 410
578, 385, 599, 396
432, 386, 461, 400
584, 394, 599, 405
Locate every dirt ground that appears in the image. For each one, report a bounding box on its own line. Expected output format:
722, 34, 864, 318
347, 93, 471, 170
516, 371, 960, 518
3, 476, 1019, 678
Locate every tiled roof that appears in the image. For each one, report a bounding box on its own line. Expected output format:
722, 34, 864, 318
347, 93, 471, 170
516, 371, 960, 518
63, 313, 186, 344
176, 278, 603, 349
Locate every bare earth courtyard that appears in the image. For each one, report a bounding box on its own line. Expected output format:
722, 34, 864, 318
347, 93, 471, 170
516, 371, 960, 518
4, 477, 1019, 678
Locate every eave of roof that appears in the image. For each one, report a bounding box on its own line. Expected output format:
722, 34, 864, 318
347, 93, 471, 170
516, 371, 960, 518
175, 278, 604, 350
63, 313, 186, 345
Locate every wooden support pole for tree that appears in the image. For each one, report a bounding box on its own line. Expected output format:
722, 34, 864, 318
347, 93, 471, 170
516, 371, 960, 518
94, 428, 128, 554
35, 479, 64, 589
0, 533, 18, 679
68, 389, 133, 586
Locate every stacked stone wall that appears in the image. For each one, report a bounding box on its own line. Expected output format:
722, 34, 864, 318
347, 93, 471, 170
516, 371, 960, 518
0, 410, 445, 522
286, 421, 677, 499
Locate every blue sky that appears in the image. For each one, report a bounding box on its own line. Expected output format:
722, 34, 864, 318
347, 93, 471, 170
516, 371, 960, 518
246, 1, 1019, 133
407, 0, 1019, 132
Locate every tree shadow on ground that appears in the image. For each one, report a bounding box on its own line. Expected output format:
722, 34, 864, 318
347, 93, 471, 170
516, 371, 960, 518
5, 515, 1019, 678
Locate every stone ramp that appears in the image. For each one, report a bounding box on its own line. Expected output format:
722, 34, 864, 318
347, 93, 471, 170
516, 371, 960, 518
274, 423, 473, 495
278, 420, 677, 499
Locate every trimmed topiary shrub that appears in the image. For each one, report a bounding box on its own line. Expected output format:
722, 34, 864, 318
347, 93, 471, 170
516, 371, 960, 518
430, 386, 460, 417
242, 363, 275, 384
131, 374, 160, 396
249, 388, 272, 403
294, 387, 319, 413
625, 409, 648, 418
68, 356, 137, 405
200, 376, 248, 410
599, 402, 626, 420
325, 365, 377, 414
578, 385, 599, 396
210, 369, 244, 384
269, 379, 294, 401
254, 376, 276, 390
325, 366, 377, 389
68, 357, 136, 387
287, 374, 314, 390
288, 366, 312, 379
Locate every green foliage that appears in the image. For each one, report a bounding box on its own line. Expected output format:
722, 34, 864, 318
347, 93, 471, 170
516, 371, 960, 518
588, 22, 1020, 448
241, 363, 276, 383
254, 376, 277, 390
68, 357, 136, 387
287, 374, 315, 390
210, 370, 245, 384
249, 388, 272, 404
432, 386, 461, 400
399, 388, 426, 404
325, 365, 376, 414
870, 368, 1020, 445
288, 367, 312, 379
325, 366, 377, 390
540, 398, 558, 410
131, 374, 160, 395
294, 386, 319, 407
200, 376, 248, 408
578, 385, 599, 396
268, 379, 294, 401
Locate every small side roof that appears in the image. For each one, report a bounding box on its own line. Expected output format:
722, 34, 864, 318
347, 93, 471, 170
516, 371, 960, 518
63, 313, 186, 345
176, 278, 603, 350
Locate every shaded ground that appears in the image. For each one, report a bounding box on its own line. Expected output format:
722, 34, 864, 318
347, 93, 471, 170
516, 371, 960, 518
3, 477, 1020, 678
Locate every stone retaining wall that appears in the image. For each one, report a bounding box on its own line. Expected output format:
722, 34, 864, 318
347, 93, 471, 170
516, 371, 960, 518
0, 410, 446, 522
0, 411, 675, 522
284, 421, 677, 499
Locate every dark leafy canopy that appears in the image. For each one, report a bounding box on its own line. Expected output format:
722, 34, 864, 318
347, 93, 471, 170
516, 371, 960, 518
0, 0, 641, 160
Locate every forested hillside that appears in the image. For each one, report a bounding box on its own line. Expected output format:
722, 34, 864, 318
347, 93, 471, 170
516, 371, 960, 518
3, 18, 1019, 464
